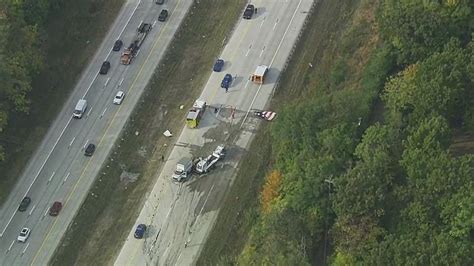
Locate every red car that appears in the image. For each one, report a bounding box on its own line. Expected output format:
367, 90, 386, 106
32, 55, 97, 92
49, 201, 62, 216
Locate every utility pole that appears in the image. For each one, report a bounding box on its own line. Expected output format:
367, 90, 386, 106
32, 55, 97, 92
323, 176, 334, 266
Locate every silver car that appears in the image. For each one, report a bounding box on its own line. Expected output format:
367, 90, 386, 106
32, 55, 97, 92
17, 227, 30, 242
113, 91, 125, 105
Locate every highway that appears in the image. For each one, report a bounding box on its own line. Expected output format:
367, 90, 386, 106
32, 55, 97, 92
115, 0, 315, 265
0, 0, 193, 264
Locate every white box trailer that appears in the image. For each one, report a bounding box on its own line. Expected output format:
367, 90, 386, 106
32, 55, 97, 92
73, 99, 87, 118
172, 158, 193, 182
251, 65, 268, 84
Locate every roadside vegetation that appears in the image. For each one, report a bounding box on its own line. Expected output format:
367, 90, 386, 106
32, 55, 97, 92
50, 1, 247, 264
199, 0, 474, 264
0, 0, 125, 203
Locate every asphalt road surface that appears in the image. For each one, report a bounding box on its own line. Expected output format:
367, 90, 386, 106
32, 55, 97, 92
0, 0, 193, 264
115, 0, 315, 265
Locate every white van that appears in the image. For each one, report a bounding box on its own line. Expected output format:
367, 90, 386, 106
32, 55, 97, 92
73, 99, 87, 118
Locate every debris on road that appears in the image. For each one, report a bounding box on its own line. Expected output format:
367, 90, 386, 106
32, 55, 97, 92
254, 110, 276, 121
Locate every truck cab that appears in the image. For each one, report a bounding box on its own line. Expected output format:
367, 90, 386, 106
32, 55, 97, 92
172, 158, 193, 182
186, 100, 207, 128
73, 99, 87, 118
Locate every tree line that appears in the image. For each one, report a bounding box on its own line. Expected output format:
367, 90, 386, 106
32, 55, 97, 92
0, 0, 58, 161
238, 0, 473, 264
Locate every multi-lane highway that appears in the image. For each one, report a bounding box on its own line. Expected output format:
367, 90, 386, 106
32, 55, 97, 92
0, 0, 193, 264
115, 0, 315, 265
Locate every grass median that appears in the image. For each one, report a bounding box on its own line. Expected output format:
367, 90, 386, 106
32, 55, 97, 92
0, 0, 125, 204
50, 1, 246, 264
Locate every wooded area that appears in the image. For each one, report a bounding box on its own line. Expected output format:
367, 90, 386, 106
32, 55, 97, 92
0, 0, 54, 161
238, 0, 474, 264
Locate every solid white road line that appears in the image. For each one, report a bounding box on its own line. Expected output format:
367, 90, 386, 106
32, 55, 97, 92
0, 0, 142, 243
118, 0, 142, 38
85, 0, 142, 98
197, 184, 214, 219
0, 116, 72, 237
82, 72, 100, 99
241, 0, 303, 128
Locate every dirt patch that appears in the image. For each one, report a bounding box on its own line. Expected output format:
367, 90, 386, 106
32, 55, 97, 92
120, 171, 139, 185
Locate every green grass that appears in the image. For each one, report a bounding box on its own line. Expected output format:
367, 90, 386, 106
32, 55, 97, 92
197, 0, 381, 263
50, 1, 247, 264
0, 0, 125, 204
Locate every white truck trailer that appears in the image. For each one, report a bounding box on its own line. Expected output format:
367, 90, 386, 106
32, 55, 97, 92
172, 158, 193, 182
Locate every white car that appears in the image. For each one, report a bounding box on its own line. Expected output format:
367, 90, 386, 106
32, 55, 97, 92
113, 91, 125, 105
17, 227, 30, 242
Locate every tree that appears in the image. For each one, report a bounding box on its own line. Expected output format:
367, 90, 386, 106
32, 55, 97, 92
383, 40, 472, 126
261, 170, 283, 214
379, 0, 473, 65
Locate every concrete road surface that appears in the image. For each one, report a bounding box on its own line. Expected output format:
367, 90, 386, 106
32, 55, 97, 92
0, 0, 193, 264
115, 0, 315, 265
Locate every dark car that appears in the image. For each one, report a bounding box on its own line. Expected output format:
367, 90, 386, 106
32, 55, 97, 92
155, 0, 165, 4
221, 74, 233, 89
49, 201, 62, 216
213, 59, 224, 72
85, 143, 96, 156
113, 40, 123, 51
18, 197, 31, 212
243, 4, 255, 19
158, 9, 168, 22
134, 224, 147, 239
99, 61, 111, 75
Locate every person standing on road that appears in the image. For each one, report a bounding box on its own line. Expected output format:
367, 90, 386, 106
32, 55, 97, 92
161, 155, 165, 162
